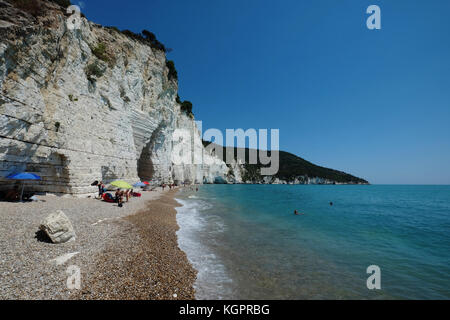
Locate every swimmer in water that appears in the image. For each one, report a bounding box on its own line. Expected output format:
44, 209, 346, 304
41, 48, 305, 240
330, 202, 333, 206
294, 210, 304, 215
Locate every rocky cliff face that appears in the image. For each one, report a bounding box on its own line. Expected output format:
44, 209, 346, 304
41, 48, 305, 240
171, 115, 229, 185
0, 1, 368, 196
0, 0, 230, 195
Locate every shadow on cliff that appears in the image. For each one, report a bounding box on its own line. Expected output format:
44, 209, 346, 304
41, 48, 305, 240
1, 125, 73, 194
101, 166, 118, 183
137, 139, 154, 182
136, 122, 167, 182
1, 123, 41, 182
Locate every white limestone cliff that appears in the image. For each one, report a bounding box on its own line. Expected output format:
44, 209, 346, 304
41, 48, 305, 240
0, 0, 232, 196
171, 114, 230, 185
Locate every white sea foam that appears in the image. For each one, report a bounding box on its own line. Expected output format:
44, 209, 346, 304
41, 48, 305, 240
175, 197, 233, 299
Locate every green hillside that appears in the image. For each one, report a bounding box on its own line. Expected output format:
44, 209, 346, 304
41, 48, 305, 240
203, 141, 368, 184
276, 151, 368, 183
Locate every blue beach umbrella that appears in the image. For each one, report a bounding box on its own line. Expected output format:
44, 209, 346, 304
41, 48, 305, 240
6, 172, 41, 201
133, 182, 146, 187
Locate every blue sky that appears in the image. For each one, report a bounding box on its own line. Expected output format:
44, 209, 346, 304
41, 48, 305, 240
80, 0, 450, 184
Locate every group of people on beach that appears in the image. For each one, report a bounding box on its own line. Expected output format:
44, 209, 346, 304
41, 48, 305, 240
92, 179, 197, 208
114, 189, 135, 207
96, 180, 184, 207
161, 183, 177, 191
95, 181, 138, 207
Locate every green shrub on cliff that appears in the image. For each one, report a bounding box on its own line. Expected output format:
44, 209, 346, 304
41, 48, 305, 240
180, 101, 192, 114
176, 97, 194, 117
12, 0, 72, 15
91, 42, 116, 67
142, 30, 156, 42
120, 29, 169, 53
121, 30, 141, 41
50, 0, 71, 7
142, 29, 169, 52
85, 62, 104, 81
106, 26, 120, 33
12, 0, 43, 16
180, 100, 193, 118
91, 43, 108, 62
166, 60, 178, 81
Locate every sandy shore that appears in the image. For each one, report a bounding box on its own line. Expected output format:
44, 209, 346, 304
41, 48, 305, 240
0, 188, 196, 300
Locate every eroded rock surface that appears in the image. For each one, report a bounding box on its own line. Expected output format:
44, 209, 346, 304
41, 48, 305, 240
39, 210, 76, 243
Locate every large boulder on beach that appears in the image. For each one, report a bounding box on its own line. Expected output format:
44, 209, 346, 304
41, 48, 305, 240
39, 210, 76, 244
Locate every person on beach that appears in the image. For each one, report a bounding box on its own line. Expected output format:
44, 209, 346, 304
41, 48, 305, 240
115, 189, 124, 206
98, 181, 105, 198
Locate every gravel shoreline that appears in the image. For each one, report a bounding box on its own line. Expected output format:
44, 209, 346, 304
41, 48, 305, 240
0, 188, 196, 300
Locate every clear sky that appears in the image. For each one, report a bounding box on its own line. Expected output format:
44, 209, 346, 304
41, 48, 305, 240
80, 0, 450, 184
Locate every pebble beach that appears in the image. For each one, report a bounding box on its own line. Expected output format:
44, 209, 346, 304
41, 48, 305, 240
0, 188, 197, 300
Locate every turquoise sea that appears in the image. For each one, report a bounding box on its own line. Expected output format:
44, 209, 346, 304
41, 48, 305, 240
175, 185, 450, 299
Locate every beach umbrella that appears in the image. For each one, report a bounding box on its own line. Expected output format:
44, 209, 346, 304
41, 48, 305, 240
6, 172, 42, 201
110, 180, 133, 189
133, 182, 146, 187
143, 181, 150, 185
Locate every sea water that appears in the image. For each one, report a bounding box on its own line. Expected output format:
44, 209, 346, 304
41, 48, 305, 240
175, 185, 450, 299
